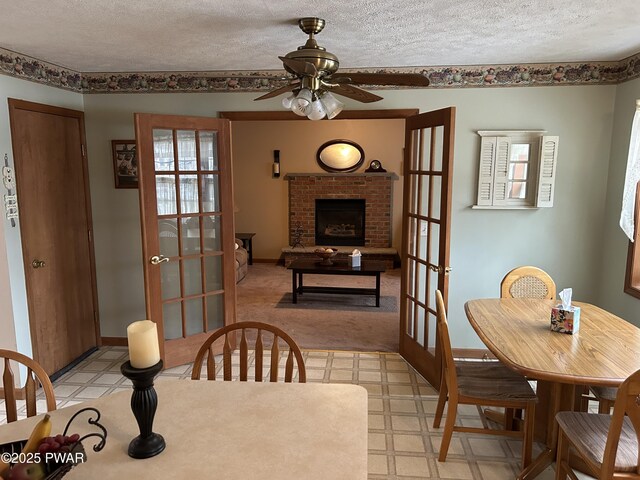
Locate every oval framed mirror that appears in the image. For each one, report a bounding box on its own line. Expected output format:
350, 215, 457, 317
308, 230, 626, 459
316, 139, 365, 173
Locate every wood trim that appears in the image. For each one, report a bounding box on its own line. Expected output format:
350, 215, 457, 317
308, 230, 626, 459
101, 336, 128, 346
451, 348, 497, 360
219, 109, 419, 121
624, 182, 640, 299
252, 258, 280, 264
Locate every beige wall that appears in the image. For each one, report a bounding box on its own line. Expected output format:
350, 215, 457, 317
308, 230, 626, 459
0, 76, 84, 358
231, 119, 405, 259
597, 76, 640, 324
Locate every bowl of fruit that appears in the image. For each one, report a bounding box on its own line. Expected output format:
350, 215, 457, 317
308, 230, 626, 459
0, 408, 106, 480
314, 247, 338, 265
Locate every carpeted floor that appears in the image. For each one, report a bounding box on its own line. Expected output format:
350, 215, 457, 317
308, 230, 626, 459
236, 263, 400, 352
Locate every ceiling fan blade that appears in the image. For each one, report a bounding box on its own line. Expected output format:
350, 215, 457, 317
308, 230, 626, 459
254, 82, 299, 101
333, 72, 430, 87
327, 84, 383, 103
279, 56, 317, 77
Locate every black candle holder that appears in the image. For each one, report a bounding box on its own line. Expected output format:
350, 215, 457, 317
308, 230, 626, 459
120, 360, 166, 459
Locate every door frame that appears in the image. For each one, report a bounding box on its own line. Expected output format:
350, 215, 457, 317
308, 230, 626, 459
219, 110, 419, 121
8, 99, 101, 358
222, 108, 457, 385
219, 109, 417, 338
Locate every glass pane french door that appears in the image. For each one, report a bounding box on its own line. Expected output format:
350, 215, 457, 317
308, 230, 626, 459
399, 108, 455, 388
135, 114, 235, 368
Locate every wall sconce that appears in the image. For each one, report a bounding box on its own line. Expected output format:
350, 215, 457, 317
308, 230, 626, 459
273, 150, 280, 178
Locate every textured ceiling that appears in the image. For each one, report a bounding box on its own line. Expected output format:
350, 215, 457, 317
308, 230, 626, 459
1, 0, 640, 73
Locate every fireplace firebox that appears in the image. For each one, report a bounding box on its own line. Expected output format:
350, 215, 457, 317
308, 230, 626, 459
315, 199, 365, 246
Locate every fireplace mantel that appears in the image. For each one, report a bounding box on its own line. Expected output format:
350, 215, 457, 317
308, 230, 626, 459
284, 172, 398, 180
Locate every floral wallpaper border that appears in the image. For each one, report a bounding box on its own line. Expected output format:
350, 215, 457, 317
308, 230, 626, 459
1, 46, 640, 94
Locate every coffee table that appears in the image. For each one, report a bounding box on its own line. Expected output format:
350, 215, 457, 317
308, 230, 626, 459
287, 258, 386, 307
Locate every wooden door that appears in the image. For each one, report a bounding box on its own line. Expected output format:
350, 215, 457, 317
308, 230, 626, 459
135, 114, 236, 368
399, 107, 456, 388
8, 99, 99, 375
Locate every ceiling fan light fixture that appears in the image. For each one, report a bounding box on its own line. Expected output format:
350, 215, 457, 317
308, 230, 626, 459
320, 91, 344, 120
281, 92, 296, 109
307, 98, 327, 121
291, 88, 313, 116
257, 18, 429, 114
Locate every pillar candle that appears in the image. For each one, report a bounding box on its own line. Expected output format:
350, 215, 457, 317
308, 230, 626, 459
127, 320, 161, 369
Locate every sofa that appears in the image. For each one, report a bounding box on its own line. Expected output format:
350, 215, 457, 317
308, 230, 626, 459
235, 238, 248, 283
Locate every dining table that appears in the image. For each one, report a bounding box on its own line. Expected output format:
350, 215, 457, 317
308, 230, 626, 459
465, 298, 640, 480
0, 379, 368, 479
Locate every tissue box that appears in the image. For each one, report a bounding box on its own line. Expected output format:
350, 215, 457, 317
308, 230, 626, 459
349, 254, 361, 267
550, 305, 581, 334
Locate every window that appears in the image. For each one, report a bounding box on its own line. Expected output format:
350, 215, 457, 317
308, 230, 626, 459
474, 130, 559, 208
625, 183, 640, 298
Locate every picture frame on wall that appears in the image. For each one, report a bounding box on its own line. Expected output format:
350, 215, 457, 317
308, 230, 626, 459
112, 140, 138, 189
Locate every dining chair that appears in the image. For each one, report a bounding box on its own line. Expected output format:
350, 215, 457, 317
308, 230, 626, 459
500, 265, 557, 300
432, 291, 537, 469
191, 321, 306, 382
589, 386, 618, 413
555, 368, 640, 479
0, 349, 56, 423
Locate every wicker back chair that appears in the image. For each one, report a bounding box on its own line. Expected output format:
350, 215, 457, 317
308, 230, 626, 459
501, 266, 557, 300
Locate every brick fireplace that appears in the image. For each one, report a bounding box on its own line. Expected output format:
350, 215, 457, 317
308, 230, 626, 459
285, 173, 398, 248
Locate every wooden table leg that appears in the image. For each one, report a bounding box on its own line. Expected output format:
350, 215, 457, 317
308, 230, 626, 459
375, 273, 381, 307
516, 381, 576, 480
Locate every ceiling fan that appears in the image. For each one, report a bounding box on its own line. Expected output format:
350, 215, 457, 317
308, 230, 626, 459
254, 17, 430, 120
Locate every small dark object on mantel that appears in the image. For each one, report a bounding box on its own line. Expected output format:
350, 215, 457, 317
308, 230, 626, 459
365, 159, 386, 173
291, 222, 304, 248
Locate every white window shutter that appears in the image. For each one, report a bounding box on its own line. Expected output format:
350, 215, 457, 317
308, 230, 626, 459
476, 136, 496, 206
535, 136, 559, 207
492, 137, 511, 206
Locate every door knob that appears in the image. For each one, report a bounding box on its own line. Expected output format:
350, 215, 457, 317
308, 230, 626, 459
32, 259, 46, 269
149, 255, 169, 265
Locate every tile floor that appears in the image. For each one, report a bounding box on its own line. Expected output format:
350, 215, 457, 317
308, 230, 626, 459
3, 347, 561, 480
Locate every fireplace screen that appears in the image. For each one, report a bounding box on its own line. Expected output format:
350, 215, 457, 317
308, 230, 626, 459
315, 199, 365, 246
